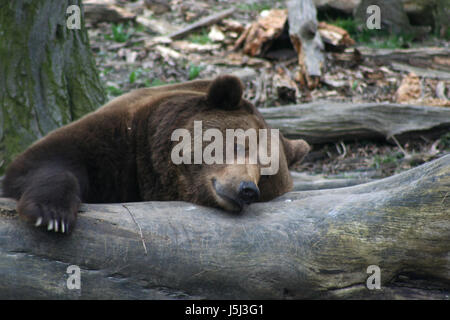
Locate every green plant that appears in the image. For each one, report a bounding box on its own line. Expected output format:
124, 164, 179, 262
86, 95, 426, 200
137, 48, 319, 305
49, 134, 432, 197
188, 28, 212, 45
101, 67, 113, 76
129, 71, 137, 84
129, 68, 145, 84
105, 23, 133, 43
373, 152, 404, 169
145, 78, 163, 87
330, 18, 358, 36
188, 64, 204, 80
328, 18, 414, 48
106, 85, 123, 97
367, 33, 414, 49
236, 2, 272, 12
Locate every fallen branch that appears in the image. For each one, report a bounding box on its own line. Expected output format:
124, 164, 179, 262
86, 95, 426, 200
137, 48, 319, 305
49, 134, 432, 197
168, 8, 235, 40
259, 102, 450, 144
0, 155, 449, 299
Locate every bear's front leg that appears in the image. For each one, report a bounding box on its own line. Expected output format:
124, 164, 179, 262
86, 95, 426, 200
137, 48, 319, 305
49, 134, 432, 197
16, 165, 83, 234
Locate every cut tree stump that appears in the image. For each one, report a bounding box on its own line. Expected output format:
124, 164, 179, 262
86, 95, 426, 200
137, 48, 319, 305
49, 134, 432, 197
259, 102, 450, 144
0, 155, 449, 299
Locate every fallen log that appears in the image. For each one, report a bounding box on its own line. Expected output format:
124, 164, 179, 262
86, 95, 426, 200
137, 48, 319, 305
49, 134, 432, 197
0, 155, 448, 299
291, 171, 376, 191
358, 47, 450, 73
391, 63, 450, 81
259, 102, 450, 144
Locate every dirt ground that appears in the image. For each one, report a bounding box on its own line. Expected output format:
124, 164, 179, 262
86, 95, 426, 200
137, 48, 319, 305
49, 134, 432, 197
87, 0, 450, 180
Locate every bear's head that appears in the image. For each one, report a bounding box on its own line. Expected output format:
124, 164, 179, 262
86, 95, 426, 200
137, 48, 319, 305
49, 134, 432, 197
145, 75, 310, 212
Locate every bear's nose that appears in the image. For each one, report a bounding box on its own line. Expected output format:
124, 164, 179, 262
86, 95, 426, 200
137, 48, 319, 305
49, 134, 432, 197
238, 181, 260, 204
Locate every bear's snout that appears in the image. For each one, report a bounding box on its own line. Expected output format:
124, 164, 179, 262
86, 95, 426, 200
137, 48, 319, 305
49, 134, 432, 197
212, 178, 260, 212
238, 181, 260, 205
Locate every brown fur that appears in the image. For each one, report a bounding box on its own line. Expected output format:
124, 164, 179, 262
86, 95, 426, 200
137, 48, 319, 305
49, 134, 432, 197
2, 75, 310, 232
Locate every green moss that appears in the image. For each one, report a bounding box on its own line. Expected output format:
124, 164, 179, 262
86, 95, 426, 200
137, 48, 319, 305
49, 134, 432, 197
0, 0, 106, 175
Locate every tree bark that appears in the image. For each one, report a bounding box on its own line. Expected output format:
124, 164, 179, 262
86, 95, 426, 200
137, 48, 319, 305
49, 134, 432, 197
358, 47, 450, 73
259, 102, 450, 144
287, 0, 324, 89
0, 155, 448, 299
0, 0, 106, 175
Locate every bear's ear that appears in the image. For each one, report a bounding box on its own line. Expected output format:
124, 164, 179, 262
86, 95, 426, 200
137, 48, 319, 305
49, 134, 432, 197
282, 137, 311, 168
206, 75, 243, 110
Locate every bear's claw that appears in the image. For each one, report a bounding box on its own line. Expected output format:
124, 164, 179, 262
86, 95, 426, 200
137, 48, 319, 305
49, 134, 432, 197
35, 217, 43, 227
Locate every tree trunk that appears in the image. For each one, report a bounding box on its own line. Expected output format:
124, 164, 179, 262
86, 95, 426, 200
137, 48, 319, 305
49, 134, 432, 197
0, 0, 106, 175
287, 0, 324, 89
259, 102, 450, 144
0, 155, 448, 299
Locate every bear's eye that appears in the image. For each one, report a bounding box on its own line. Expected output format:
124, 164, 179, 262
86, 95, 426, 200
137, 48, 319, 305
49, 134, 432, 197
234, 144, 247, 154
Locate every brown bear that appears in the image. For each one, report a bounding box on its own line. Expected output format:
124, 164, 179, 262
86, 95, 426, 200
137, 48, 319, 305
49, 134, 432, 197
2, 75, 310, 233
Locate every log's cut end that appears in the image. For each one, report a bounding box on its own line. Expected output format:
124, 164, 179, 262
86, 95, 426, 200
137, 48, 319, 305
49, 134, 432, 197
0, 155, 449, 299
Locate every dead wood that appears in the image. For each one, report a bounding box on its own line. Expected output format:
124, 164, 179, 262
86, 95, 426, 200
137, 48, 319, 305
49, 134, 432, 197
287, 0, 325, 89
0, 155, 448, 299
259, 102, 450, 144
318, 21, 355, 52
168, 8, 235, 40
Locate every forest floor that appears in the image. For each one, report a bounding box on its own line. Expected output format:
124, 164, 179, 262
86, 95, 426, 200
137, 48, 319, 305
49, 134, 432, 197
87, 0, 450, 182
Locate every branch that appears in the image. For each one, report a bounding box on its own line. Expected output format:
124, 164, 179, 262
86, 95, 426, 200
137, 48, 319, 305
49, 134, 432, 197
168, 8, 235, 40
